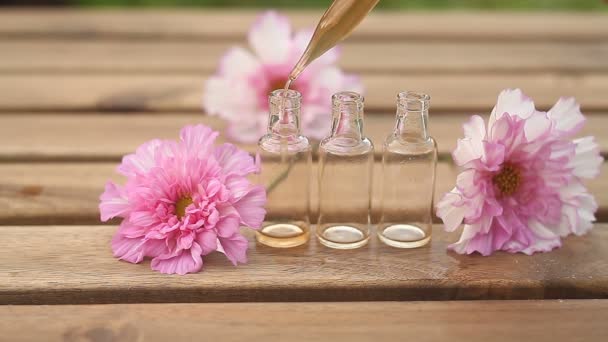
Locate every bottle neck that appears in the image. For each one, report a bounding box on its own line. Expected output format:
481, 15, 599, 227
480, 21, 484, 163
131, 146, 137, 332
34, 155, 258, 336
394, 92, 430, 142
267, 89, 302, 138
330, 92, 365, 140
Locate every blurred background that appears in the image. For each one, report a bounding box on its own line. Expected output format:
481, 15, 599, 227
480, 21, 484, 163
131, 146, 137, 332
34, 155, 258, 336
1, 0, 607, 10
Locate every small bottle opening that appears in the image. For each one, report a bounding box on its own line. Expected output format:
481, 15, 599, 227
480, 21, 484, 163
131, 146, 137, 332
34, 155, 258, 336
398, 91, 430, 111
270, 89, 301, 109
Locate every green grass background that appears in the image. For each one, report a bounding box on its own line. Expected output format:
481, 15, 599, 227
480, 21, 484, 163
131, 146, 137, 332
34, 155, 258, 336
75, 0, 608, 11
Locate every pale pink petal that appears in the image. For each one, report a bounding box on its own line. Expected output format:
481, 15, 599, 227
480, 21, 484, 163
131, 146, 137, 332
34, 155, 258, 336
151, 242, 203, 275
518, 220, 562, 255
111, 233, 145, 264
463, 115, 487, 141
179, 124, 219, 155
548, 97, 585, 137
480, 141, 505, 171
489, 88, 535, 127
219, 47, 261, 79
225, 175, 254, 202
117, 139, 164, 177
217, 233, 249, 265
143, 239, 168, 258
248, 11, 292, 64
436, 189, 466, 232
215, 214, 241, 238
195, 230, 218, 255
570, 136, 603, 179
215, 143, 258, 176
523, 112, 552, 142
99, 182, 130, 222
452, 138, 483, 167
232, 185, 267, 229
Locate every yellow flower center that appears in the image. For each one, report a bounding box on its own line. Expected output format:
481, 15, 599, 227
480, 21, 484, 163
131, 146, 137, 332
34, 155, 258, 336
493, 164, 521, 196
175, 197, 193, 219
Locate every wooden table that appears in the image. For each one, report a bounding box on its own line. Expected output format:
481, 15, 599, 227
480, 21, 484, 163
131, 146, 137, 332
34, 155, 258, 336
0, 9, 607, 341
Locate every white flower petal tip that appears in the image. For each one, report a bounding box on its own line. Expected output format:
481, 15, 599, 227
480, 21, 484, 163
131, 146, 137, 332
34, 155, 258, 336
548, 97, 586, 137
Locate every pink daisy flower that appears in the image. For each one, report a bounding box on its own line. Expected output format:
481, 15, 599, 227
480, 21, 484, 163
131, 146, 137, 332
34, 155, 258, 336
203, 11, 363, 143
436, 89, 603, 256
99, 125, 266, 275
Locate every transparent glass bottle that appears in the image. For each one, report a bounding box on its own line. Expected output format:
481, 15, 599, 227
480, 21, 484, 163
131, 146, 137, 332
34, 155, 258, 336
378, 91, 437, 248
317, 91, 374, 249
256, 89, 312, 248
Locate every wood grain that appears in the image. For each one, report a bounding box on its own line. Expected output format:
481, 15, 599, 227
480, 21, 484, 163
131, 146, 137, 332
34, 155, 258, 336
1, 301, 607, 342
1, 113, 606, 160
1, 73, 607, 112
0, 11, 606, 42
2, 41, 606, 74
0, 161, 606, 225
0, 224, 607, 304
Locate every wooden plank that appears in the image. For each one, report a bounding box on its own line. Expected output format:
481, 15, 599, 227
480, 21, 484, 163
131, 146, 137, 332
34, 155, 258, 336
0, 11, 606, 42
0, 73, 607, 112
1, 113, 606, 161
2, 41, 606, 74
1, 224, 607, 304
1, 301, 607, 342
0, 161, 459, 225
1, 161, 606, 226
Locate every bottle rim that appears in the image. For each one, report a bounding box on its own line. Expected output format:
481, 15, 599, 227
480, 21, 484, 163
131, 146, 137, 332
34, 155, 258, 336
397, 91, 430, 110
269, 89, 302, 108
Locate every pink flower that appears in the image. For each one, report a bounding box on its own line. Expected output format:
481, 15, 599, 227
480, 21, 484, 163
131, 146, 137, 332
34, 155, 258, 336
203, 11, 364, 143
436, 89, 603, 256
99, 125, 266, 275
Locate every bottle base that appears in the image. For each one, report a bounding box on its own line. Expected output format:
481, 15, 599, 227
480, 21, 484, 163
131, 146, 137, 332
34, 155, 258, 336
378, 224, 431, 248
317, 225, 369, 250
256, 223, 309, 248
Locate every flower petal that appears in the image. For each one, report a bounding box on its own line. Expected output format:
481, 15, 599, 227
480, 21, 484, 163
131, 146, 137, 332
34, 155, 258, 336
219, 47, 261, 79
548, 97, 585, 137
463, 115, 487, 141
195, 230, 218, 255
99, 182, 130, 222
570, 136, 603, 179
217, 233, 249, 266
523, 112, 552, 142
117, 139, 164, 177
232, 185, 267, 229
489, 88, 535, 128
436, 189, 466, 232
150, 242, 203, 275
215, 143, 258, 176
111, 233, 145, 264
248, 11, 292, 64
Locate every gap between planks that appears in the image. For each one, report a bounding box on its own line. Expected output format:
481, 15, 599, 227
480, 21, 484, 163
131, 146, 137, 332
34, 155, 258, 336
0, 73, 607, 112
1, 41, 606, 74
0, 113, 606, 160
0, 301, 607, 342
0, 11, 606, 42
0, 225, 607, 304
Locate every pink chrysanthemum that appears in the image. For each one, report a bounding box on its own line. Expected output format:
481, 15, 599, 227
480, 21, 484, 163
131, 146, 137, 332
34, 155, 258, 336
203, 11, 364, 143
99, 125, 266, 275
436, 89, 603, 256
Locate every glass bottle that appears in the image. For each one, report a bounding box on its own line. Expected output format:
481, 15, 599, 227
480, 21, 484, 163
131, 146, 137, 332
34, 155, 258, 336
378, 91, 437, 248
317, 91, 373, 249
256, 89, 312, 248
